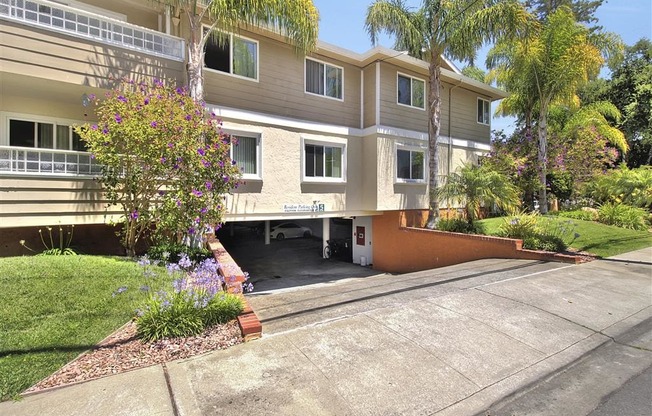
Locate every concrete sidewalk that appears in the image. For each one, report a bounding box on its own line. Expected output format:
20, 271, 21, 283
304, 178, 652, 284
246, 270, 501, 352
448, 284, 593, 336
2, 248, 651, 416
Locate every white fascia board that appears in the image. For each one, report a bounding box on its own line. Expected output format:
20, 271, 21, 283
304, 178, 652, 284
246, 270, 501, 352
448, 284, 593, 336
207, 104, 363, 137
208, 104, 490, 150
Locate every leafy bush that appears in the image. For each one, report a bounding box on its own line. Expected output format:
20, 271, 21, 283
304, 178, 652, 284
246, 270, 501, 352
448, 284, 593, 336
136, 290, 206, 341
147, 242, 211, 263
437, 218, 485, 234
597, 203, 649, 231
499, 212, 540, 240
586, 166, 652, 209
499, 212, 579, 252
523, 234, 567, 252
555, 209, 598, 222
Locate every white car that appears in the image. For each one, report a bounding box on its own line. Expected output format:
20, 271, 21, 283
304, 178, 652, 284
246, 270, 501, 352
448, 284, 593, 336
270, 222, 312, 240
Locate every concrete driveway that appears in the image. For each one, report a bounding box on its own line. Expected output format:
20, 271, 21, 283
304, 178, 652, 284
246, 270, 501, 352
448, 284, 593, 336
2, 249, 651, 416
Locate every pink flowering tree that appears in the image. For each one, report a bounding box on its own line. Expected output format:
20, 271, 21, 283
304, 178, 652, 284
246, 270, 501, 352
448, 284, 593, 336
76, 79, 241, 257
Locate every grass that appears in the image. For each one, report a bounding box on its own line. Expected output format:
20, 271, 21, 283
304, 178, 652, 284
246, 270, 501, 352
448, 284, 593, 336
0, 255, 171, 401
478, 216, 652, 258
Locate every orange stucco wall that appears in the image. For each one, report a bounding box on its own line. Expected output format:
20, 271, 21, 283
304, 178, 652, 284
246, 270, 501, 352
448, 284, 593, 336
373, 210, 577, 273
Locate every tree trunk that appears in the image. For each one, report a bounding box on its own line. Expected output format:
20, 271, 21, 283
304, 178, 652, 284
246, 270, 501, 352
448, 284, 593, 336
537, 102, 549, 214
187, 15, 204, 101
425, 54, 443, 229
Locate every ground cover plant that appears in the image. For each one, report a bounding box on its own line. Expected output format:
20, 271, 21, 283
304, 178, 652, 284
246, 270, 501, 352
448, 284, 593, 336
479, 216, 652, 258
0, 256, 172, 400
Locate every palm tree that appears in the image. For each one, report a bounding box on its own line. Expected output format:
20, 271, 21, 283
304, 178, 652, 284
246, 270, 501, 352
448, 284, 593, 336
487, 6, 622, 213
561, 101, 627, 153
435, 163, 520, 223
365, 0, 529, 229
153, 0, 319, 100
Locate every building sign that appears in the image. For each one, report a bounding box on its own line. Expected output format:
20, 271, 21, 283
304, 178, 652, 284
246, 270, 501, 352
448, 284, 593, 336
283, 203, 325, 213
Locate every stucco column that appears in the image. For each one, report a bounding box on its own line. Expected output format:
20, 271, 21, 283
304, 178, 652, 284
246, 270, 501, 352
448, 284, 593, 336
264, 220, 270, 245
322, 218, 330, 258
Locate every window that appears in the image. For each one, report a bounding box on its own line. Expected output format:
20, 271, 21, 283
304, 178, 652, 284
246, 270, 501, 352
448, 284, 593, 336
478, 98, 490, 125
397, 73, 425, 109
305, 59, 343, 100
230, 134, 260, 178
8, 119, 86, 151
397, 148, 425, 181
204, 30, 258, 80
304, 143, 344, 180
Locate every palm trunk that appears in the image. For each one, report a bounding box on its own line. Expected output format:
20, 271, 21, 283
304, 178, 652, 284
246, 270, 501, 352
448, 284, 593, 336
425, 54, 442, 229
186, 15, 204, 101
537, 101, 549, 214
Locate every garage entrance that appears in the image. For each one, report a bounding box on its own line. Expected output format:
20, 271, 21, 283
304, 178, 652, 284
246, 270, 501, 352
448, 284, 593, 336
216, 218, 375, 292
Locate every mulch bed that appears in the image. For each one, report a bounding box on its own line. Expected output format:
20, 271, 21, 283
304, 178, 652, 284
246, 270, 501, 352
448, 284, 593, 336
25, 320, 243, 394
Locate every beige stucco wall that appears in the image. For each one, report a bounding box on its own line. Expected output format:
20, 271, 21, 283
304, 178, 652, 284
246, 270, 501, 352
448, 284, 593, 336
220, 120, 365, 220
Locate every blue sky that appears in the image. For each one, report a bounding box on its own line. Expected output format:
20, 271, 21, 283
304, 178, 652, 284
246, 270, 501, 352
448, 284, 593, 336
312, 0, 652, 135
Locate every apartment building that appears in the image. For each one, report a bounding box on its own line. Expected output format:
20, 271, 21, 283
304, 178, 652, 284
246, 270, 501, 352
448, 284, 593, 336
0, 0, 506, 262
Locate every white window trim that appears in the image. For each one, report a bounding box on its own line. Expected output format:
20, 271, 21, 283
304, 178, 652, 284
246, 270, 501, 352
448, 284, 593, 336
477, 97, 491, 126
203, 26, 260, 83
223, 129, 262, 181
304, 57, 344, 102
301, 136, 347, 183
395, 142, 427, 184
1, 112, 87, 151
396, 72, 426, 111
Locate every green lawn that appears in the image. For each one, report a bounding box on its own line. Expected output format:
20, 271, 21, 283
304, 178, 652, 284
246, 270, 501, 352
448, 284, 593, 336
0, 256, 171, 401
478, 216, 652, 258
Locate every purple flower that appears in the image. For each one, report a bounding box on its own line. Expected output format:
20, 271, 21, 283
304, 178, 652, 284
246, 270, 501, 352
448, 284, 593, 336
150, 121, 158, 128
223, 175, 230, 182
201, 160, 211, 168
91, 124, 98, 131
144, 98, 150, 105
192, 189, 203, 197
231, 160, 237, 165
88, 93, 96, 100
205, 181, 213, 190
154, 79, 163, 87
200, 207, 208, 214
160, 156, 166, 164
197, 148, 205, 156
185, 114, 192, 121
114, 114, 122, 124
175, 87, 183, 95
176, 199, 182, 207
130, 210, 139, 219
188, 227, 196, 235
158, 190, 166, 196
167, 142, 174, 148
102, 127, 109, 134
117, 95, 127, 103
90, 154, 96, 159
112, 286, 128, 297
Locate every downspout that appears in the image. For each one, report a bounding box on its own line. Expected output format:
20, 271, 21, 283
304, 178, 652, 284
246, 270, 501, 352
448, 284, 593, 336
448, 78, 463, 176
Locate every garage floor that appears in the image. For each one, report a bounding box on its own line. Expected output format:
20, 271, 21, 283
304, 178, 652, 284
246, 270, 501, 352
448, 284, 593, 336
216, 227, 381, 293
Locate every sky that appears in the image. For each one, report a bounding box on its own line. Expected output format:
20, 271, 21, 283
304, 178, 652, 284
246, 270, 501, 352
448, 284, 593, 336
312, 0, 652, 135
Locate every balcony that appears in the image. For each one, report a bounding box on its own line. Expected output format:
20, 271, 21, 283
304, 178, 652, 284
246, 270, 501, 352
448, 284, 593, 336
0, 146, 102, 176
0, 0, 185, 61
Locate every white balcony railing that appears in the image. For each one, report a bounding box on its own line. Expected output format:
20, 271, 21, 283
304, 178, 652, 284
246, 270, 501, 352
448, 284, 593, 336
0, 146, 102, 176
0, 0, 185, 61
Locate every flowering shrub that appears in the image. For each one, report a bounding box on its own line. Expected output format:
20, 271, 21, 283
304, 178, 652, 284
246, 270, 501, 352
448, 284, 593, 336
75, 79, 242, 256
127, 254, 249, 342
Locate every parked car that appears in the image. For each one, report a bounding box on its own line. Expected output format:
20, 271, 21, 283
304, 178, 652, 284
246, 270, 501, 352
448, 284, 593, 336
270, 222, 312, 240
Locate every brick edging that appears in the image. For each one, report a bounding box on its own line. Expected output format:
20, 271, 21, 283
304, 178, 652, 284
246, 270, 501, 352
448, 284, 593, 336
206, 236, 262, 341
